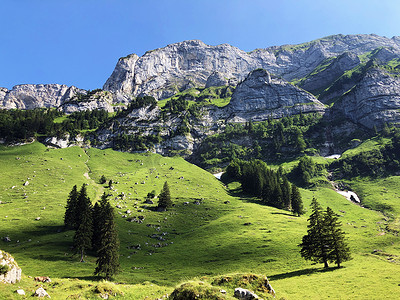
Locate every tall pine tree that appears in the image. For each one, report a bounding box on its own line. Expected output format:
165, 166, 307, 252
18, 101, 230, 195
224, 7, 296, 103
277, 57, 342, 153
94, 194, 120, 280
64, 185, 78, 229
92, 201, 102, 252
299, 198, 330, 268
158, 181, 172, 210
324, 207, 351, 267
299, 199, 351, 268
73, 184, 93, 262
291, 185, 304, 216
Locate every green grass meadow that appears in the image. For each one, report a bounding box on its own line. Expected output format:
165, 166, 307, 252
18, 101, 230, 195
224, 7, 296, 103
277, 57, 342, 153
0, 142, 399, 299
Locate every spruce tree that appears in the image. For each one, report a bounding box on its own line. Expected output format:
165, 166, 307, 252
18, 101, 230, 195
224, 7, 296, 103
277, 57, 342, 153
281, 176, 292, 210
291, 185, 304, 216
94, 195, 120, 280
324, 207, 351, 267
73, 184, 93, 262
158, 181, 172, 210
299, 198, 330, 268
92, 201, 102, 252
64, 185, 78, 229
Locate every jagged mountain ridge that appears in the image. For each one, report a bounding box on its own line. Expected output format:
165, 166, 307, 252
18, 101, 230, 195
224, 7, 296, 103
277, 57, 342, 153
103, 34, 400, 100
2, 34, 400, 135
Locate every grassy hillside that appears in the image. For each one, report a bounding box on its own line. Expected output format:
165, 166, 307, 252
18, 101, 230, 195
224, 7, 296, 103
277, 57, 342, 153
0, 142, 399, 299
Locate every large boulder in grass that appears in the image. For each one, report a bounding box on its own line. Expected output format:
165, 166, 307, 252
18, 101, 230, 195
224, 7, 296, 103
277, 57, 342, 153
0, 250, 22, 284
234, 288, 259, 300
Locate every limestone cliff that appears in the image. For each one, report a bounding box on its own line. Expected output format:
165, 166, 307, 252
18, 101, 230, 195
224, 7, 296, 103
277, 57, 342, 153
334, 68, 400, 128
0, 84, 85, 110
103, 34, 400, 100
225, 69, 325, 122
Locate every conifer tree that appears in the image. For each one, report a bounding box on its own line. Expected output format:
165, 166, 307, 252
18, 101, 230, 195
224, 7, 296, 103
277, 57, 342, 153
64, 185, 78, 229
73, 184, 93, 262
299, 198, 330, 268
324, 207, 351, 267
94, 194, 119, 280
281, 176, 292, 210
291, 185, 304, 216
158, 181, 172, 210
92, 201, 102, 252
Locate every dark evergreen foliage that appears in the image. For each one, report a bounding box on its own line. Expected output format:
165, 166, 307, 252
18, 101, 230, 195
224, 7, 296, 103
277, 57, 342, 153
73, 184, 93, 262
92, 201, 102, 252
94, 193, 120, 280
331, 128, 400, 178
299, 198, 351, 268
0, 108, 109, 142
226, 159, 303, 212
291, 185, 304, 216
64, 185, 79, 229
324, 207, 352, 267
299, 198, 329, 268
158, 181, 172, 209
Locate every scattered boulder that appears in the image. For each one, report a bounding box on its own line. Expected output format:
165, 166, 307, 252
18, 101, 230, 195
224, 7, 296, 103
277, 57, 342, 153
2, 237, 11, 242
23, 181, 29, 186
34, 287, 50, 298
16, 289, 25, 295
234, 288, 259, 300
0, 250, 22, 284
224, 201, 230, 204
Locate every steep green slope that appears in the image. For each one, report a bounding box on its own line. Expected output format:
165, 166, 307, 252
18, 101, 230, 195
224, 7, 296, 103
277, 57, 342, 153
0, 142, 399, 299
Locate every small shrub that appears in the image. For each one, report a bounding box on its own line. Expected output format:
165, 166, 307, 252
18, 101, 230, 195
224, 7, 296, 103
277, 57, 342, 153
94, 281, 123, 298
0, 264, 9, 275
100, 175, 107, 184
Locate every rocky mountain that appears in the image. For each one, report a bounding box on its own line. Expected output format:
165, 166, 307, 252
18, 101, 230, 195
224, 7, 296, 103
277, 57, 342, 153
0, 84, 116, 113
0, 84, 83, 110
103, 34, 400, 100
3, 33, 400, 155
225, 69, 325, 122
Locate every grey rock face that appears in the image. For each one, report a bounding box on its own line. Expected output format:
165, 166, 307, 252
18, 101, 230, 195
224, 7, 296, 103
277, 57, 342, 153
226, 69, 325, 121
61, 90, 116, 113
0, 84, 85, 110
104, 34, 400, 100
300, 52, 361, 95
103, 40, 261, 99
336, 68, 400, 128
205, 71, 229, 88
0, 250, 22, 284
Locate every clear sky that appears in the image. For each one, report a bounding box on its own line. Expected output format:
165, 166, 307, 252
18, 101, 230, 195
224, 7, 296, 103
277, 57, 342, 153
1, 0, 399, 90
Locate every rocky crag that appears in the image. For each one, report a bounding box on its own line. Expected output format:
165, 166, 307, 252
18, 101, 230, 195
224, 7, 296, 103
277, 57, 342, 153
2, 34, 400, 153
0, 250, 22, 284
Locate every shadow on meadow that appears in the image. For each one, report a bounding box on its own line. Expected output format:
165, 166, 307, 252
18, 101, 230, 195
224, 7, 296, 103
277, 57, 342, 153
269, 266, 338, 281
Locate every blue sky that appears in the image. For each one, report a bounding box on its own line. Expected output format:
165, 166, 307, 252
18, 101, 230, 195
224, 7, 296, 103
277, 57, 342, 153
1, 0, 399, 90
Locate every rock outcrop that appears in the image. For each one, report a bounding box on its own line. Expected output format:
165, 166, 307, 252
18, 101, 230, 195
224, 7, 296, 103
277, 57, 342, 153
103, 34, 400, 100
226, 69, 325, 122
0, 84, 85, 110
334, 68, 400, 128
0, 250, 22, 284
205, 71, 229, 88
299, 52, 361, 95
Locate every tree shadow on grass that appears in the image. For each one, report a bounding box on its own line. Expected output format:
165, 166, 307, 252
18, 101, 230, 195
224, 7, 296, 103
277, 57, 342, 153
64, 275, 101, 281
271, 212, 297, 217
269, 267, 338, 281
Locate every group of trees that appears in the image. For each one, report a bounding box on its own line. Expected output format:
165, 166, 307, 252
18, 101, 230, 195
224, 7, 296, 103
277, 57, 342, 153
196, 113, 323, 169
289, 156, 319, 186
226, 159, 304, 216
64, 185, 119, 279
332, 127, 400, 178
0, 108, 110, 142
299, 198, 351, 268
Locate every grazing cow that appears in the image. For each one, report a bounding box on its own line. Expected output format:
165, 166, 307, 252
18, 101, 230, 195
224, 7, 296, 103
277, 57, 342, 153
34, 276, 51, 283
